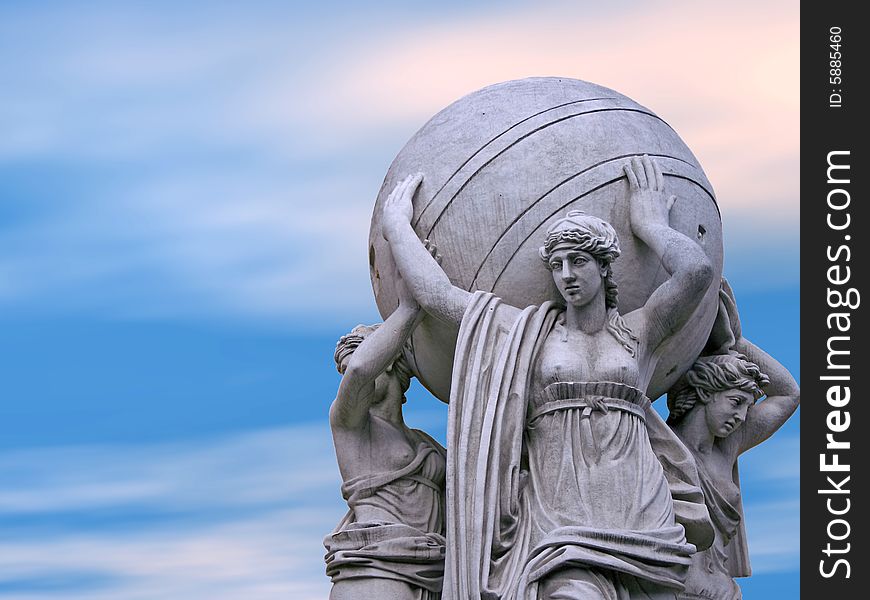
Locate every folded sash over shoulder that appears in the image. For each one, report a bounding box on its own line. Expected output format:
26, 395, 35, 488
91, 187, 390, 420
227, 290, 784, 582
442, 291, 714, 600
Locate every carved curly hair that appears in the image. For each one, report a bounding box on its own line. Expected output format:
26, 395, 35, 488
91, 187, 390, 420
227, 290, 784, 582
333, 324, 413, 395
540, 211, 638, 355
667, 353, 770, 424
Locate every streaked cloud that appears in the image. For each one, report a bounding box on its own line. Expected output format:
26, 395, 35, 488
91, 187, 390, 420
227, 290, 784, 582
0, 427, 337, 514
0, 420, 796, 597
312, 0, 799, 213
0, 425, 342, 599
0, 0, 797, 323
0, 4, 798, 598
744, 499, 801, 574
740, 432, 800, 485
1, 511, 332, 600
739, 432, 800, 574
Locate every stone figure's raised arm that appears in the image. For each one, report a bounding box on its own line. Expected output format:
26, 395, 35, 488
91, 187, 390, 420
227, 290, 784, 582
625, 156, 714, 352
733, 337, 800, 452
382, 173, 473, 327
329, 277, 422, 430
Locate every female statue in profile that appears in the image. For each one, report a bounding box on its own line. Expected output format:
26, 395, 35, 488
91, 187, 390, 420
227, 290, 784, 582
325, 266, 447, 600
382, 156, 716, 600
667, 284, 800, 600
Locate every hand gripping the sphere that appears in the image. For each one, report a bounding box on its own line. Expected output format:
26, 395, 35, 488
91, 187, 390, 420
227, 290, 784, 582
624, 154, 677, 238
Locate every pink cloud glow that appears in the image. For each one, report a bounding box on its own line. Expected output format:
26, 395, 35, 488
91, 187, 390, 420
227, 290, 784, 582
313, 0, 798, 218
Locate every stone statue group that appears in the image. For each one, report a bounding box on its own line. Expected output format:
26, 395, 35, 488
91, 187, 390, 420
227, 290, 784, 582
323, 151, 798, 600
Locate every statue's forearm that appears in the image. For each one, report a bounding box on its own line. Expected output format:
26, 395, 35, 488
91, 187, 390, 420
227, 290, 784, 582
385, 220, 470, 326
732, 337, 799, 452
734, 337, 800, 399
640, 224, 710, 281
387, 222, 450, 302
345, 303, 420, 383
331, 303, 421, 428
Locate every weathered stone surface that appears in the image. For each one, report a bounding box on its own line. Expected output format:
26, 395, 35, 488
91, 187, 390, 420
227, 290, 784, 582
369, 77, 723, 403
379, 153, 717, 598
326, 293, 447, 599
329, 77, 799, 600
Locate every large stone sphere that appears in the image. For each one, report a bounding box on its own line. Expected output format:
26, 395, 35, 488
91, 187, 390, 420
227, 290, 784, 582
369, 77, 722, 402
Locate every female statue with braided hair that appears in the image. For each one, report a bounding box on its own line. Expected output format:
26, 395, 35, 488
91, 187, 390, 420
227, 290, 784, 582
667, 287, 800, 600
382, 156, 716, 600
325, 270, 447, 600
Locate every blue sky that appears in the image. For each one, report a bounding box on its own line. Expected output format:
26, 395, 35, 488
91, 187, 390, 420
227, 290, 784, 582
1, 1, 798, 598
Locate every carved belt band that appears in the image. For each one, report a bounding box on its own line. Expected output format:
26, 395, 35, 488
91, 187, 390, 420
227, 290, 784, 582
527, 397, 648, 423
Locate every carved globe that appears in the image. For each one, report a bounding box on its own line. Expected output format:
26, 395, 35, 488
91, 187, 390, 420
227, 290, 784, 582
369, 78, 723, 402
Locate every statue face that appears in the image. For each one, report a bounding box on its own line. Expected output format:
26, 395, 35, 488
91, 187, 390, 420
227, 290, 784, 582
704, 389, 754, 438
547, 248, 605, 308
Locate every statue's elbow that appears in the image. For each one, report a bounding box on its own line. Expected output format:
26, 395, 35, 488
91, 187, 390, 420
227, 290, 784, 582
417, 295, 440, 318
689, 258, 714, 295
328, 400, 343, 428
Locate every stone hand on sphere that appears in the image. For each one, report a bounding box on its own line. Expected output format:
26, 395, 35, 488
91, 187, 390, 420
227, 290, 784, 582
625, 155, 675, 233
383, 173, 423, 238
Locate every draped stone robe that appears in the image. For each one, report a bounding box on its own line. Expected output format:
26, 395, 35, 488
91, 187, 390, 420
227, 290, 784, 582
443, 292, 714, 600
325, 429, 447, 598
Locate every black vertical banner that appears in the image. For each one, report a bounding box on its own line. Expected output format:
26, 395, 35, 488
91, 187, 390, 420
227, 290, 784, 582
802, 4, 867, 598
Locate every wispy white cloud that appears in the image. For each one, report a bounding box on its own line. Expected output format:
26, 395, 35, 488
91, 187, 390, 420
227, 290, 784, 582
0, 427, 338, 514
740, 432, 800, 485
744, 499, 801, 574
0, 0, 798, 325
0, 418, 797, 597
0, 164, 385, 323
0, 509, 333, 600
308, 0, 799, 212
0, 424, 343, 599
0, 1, 395, 324
739, 432, 800, 574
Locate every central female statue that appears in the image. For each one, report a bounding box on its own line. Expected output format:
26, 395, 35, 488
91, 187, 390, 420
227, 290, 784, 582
382, 156, 715, 600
